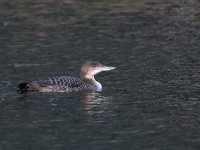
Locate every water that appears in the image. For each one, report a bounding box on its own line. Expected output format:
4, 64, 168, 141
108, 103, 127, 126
0, 0, 200, 149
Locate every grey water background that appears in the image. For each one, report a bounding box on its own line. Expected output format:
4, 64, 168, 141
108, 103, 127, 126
0, 0, 200, 149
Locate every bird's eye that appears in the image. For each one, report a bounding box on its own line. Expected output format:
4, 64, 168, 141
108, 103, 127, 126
92, 65, 96, 68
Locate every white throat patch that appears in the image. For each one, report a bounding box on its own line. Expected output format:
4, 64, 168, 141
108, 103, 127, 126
92, 80, 102, 92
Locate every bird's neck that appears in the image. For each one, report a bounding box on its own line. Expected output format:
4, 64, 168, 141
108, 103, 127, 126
80, 73, 102, 92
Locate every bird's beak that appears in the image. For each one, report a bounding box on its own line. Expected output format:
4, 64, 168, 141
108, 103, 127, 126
101, 66, 116, 71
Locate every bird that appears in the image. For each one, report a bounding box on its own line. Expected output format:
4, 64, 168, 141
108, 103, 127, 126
17, 61, 116, 93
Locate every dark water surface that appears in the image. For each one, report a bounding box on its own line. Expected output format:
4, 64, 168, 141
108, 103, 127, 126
0, 0, 200, 149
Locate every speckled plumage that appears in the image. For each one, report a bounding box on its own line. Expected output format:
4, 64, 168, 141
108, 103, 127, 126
27, 76, 91, 92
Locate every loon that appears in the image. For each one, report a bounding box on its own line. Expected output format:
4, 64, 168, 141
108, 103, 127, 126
17, 61, 116, 93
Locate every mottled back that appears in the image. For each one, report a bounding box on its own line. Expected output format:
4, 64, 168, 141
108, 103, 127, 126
29, 76, 91, 92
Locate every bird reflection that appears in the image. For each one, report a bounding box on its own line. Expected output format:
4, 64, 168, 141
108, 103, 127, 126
81, 92, 113, 118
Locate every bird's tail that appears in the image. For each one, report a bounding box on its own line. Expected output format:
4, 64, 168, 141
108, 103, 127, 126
17, 82, 30, 94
